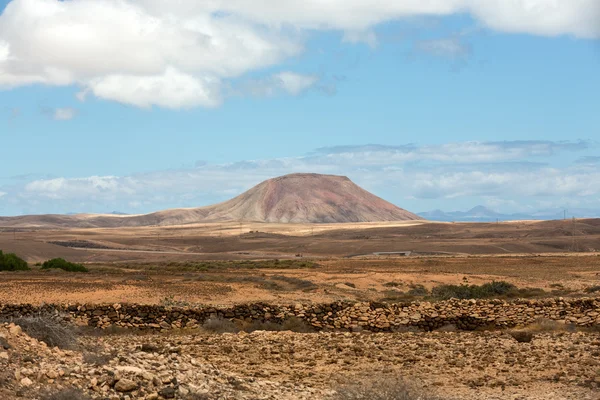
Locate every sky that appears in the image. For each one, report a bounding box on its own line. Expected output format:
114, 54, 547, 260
1, 0, 599, 217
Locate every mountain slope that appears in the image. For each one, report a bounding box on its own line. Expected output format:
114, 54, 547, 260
0, 173, 422, 227
204, 173, 421, 223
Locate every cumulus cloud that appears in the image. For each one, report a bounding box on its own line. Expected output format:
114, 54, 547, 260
52, 107, 77, 120
0, 0, 598, 109
312, 140, 591, 165
2, 140, 599, 215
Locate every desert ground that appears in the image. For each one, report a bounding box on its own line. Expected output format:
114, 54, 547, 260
1, 220, 600, 399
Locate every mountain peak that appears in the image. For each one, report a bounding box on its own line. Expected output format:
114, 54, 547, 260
214, 173, 421, 223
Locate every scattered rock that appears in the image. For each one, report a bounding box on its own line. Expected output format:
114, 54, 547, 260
158, 386, 177, 399
20, 377, 32, 387
510, 331, 534, 343
114, 378, 138, 392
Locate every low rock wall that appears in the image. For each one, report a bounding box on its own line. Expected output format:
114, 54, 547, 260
1, 298, 599, 332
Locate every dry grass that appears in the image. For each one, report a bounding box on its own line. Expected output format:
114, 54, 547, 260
523, 318, 573, 333
8, 314, 78, 349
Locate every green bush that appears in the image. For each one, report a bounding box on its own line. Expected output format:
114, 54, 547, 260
0, 250, 29, 271
431, 281, 517, 300
41, 258, 88, 272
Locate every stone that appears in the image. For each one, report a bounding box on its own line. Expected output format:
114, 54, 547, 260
20, 377, 33, 387
46, 370, 59, 379
158, 386, 177, 399
116, 366, 144, 374
115, 378, 138, 392
9, 325, 22, 336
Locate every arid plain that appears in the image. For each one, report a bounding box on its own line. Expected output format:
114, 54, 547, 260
1, 218, 600, 399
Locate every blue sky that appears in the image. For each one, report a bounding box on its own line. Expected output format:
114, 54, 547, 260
1, 0, 599, 216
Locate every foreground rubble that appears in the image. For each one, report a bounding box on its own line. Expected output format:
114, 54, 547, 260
1, 322, 599, 399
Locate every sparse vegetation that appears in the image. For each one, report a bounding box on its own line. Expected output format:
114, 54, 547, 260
332, 379, 445, 400
41, 258, 88, 273
381, 281, 553, 302
407, 284, 428, 296
584, 285, 600, 293
431, 281, 517, 300
10, 314, 78, 349
270, 275, 317, 291
161, 259, 320, 272
0, 250, 29, 271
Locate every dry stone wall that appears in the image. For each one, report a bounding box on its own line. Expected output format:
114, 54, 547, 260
1, 298, 599, 332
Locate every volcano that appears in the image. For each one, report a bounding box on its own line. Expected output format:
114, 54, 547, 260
0, 173, 422, 227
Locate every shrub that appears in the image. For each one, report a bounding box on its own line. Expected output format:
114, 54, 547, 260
332, 379, 445, 400
431, 281, 517, 300
11, 315, 78, 349
0, 250, 29, 271
41, 258, 88, 272
407, 284, 429, 296
584, 285, 600, 293
270, 275, 317, 291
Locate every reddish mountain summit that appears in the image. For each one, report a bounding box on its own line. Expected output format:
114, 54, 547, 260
207, 173, 422, 223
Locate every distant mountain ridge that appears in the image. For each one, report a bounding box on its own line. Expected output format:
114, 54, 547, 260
0, 173, 422, 228
418, 206, 600, 222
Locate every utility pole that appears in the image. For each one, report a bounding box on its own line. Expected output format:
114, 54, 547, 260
571, 216, 576, 252
564, 209, 567, 220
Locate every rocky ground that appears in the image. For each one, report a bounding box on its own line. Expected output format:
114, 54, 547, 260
1, 322, 599, 400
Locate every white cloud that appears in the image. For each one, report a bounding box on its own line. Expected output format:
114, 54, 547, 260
53, 107, 77, 120
274, 72, 318, 95
0, 0, 598, 109
88, 67, 222, 109
342, 30, 379, 48
3, 140, 599, 215
0, 191, 5, 198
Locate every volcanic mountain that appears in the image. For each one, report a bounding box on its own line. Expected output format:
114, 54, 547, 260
0, 173, 422, 227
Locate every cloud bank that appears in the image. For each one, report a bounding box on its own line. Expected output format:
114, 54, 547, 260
0, 0, 598, 109
1, 140, 599, 216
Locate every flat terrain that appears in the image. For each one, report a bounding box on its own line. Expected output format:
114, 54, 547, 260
2, 220, 600, 400
1, 255, 599, 306
1, 219, 599, 264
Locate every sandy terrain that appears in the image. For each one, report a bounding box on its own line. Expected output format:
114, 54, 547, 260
2, 220, 600, 399
1, 218, 599, 265
1, 255, 599, 306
